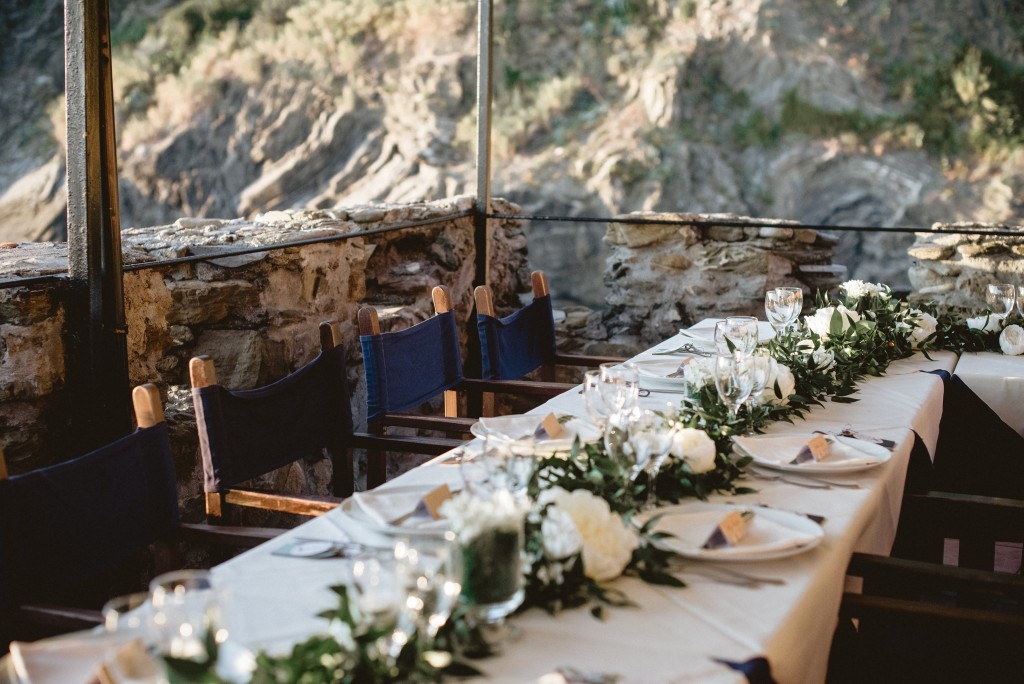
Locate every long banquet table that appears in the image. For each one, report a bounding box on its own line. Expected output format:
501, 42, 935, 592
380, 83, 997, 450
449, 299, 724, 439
951, 351, 1024, 435
213, 325, 958, 684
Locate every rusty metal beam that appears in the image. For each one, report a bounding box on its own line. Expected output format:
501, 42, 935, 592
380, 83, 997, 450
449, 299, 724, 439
65, 0, 131, 449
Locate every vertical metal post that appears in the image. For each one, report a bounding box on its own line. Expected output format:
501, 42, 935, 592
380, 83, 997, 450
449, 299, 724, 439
65, 0, 131, 449
474, 0, 494, 289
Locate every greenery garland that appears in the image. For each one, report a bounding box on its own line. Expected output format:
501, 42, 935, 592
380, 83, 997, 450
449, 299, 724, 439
168, 280, 1009, 683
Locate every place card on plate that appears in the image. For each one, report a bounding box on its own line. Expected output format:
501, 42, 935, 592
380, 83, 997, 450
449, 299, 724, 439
421, 483, 454, 519
790, 433, 831, 464
534, 412, 566, 440
702, 509, 755, 549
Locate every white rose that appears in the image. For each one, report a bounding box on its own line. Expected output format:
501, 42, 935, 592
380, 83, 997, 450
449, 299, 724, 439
545, 488, 637, 582
761, 360, 795, 406
840, 280, 883, 301
999, 324, 1024, 355
669, 427, 717, 473
804, 305, 860, 340
540, 506, 583, 560
967, 314, 1003, 333
811, 347, 835, 372
908, 309, 938, 347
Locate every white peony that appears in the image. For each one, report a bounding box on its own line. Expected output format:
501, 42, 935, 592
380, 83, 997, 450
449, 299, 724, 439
967, 314, 1003, 333
804, 305, 861, 340
999, 324, 1024, 356
669, 427, 718, 473
539, 505, 583, 560
908, 309, 938, 347
840, 280, 885, 301
540, 487, 637, 582
761, 360, 796, 406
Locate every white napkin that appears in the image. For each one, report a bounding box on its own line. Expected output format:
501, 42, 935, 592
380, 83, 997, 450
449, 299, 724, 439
681, 321, 775, 345
477, 415, 599, 450
655, 509, 819, 558
350, 487, 449, 532
478, 414, 542, 440
733, 433, 885, 468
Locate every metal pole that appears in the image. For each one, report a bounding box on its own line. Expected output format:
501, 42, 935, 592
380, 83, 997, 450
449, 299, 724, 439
65, 0, 131, 450
474, 0, 493, 289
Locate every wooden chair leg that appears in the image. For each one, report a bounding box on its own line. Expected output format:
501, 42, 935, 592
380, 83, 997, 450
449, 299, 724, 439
330, 447, 355, 498
482, 391, 496, 418
444, 389, 459, 418
205, 492, 226, 524
367, 421, 388, 490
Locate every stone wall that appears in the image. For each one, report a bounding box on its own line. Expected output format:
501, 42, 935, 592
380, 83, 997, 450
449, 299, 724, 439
600, 213, 845, 350
908, 222, 1024, 309
0, 196, 527, 517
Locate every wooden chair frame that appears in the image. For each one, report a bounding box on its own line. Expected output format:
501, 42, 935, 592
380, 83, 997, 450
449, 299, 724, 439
1, 386, 279, 639
474, 270, 625, 415
358, 285, 574, 486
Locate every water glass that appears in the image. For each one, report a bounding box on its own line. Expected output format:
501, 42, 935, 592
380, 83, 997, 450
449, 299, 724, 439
626, 409, 676, 509
599, 362, 640, 413
987, 283, 1016, 319
713, 354, 753, 421
395, 533, 463, 641
103, 592, 151, 635
765, 289, 797, 332
149, 569, 221, 661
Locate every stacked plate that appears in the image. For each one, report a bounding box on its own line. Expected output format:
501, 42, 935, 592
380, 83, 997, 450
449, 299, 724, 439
469, 414, 600, 454
733, 432, 891, 474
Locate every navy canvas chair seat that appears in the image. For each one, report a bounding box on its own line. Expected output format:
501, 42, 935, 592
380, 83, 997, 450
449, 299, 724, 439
359, 286, 574, 487
0, 385, 278, 646
193, 321, 456, 518
474, 271, 625, 414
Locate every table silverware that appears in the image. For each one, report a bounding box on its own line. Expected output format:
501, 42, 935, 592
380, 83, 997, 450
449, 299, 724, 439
652, 343, 713, 357
745, 469, 831, 489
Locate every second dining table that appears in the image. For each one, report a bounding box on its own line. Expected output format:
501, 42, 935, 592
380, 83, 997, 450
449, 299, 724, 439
213, 322, 958, 684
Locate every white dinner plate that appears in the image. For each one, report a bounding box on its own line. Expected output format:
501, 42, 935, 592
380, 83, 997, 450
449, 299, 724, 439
733, 432, 891, 474
470, 414, 600, 453
637, 502, 823, 562
340, 485, 451, 537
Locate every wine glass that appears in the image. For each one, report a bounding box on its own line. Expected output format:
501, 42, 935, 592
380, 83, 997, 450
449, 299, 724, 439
715, 318, 756, 356
582, 370, 612, 429
765, 290, 797, 333
776, 287, 803, 329
599, 362, 640, 414
396, 533, 463, 642
746, 347, 772, 408
149, 569, 222, 661
481, 434, 535, 500
713, 354, 753, 422
351, 550, 418, 664
626, 408, 676, 509
1017, 286, 1024, 318
987, 283, 1016, 320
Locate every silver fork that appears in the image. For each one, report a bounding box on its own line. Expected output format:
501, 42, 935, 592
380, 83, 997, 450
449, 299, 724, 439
651, 343, 713, 357
669, 559, 785, 588
748, 468, 861, 489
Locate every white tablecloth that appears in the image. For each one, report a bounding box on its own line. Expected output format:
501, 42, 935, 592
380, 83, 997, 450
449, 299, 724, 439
951, 352, 1024, 435
213, 335, 957, 684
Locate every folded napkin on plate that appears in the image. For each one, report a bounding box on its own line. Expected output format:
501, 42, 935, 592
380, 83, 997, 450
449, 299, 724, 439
10, 634, 154, 684
479, 414, 543, 440
350, 488, 449, 531
659, 509, 818, 557
733, 434, 884, 468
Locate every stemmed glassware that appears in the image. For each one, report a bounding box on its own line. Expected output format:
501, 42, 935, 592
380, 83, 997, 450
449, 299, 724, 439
987, 283, 1016, 321
1017, 286, 1024, 319
582, 369, 612, 429
746, 347, 772, 409
625, 408, 676, 509
598, 362, 640, 414
481, 434, 535, 501
149, 569, 223, 661
713, 354, 753, 422
765, 288, 802, 333
714, 317, 757, 356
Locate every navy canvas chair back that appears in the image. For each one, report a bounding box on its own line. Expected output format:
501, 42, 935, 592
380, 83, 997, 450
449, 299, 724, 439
475, 270, 557, 381
360, 289, 465, 421
0, 391, 179, 610
192, 344, 353, 495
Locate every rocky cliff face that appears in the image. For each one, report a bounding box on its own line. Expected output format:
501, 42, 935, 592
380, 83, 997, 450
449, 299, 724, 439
3, 0, 1023, 303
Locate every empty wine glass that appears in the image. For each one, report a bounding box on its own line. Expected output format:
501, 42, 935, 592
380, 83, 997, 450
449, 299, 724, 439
746, 347, 772, 408
351, 550, 418, 664
582, 370, 612, 429
1018, 286, 1024, 318
396, 533, 463, 642
481, 434, 535, 500
776, 287, 803, 329
987, 283, 1016, 320
626, 409, 676, 509
713, 354, 753, 422
599, 362, 640, 414
715, 318, 757, 356
765, 289, 798, 333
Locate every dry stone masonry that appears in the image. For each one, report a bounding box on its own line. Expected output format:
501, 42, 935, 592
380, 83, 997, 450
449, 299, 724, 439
908, 222, 1024, 309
